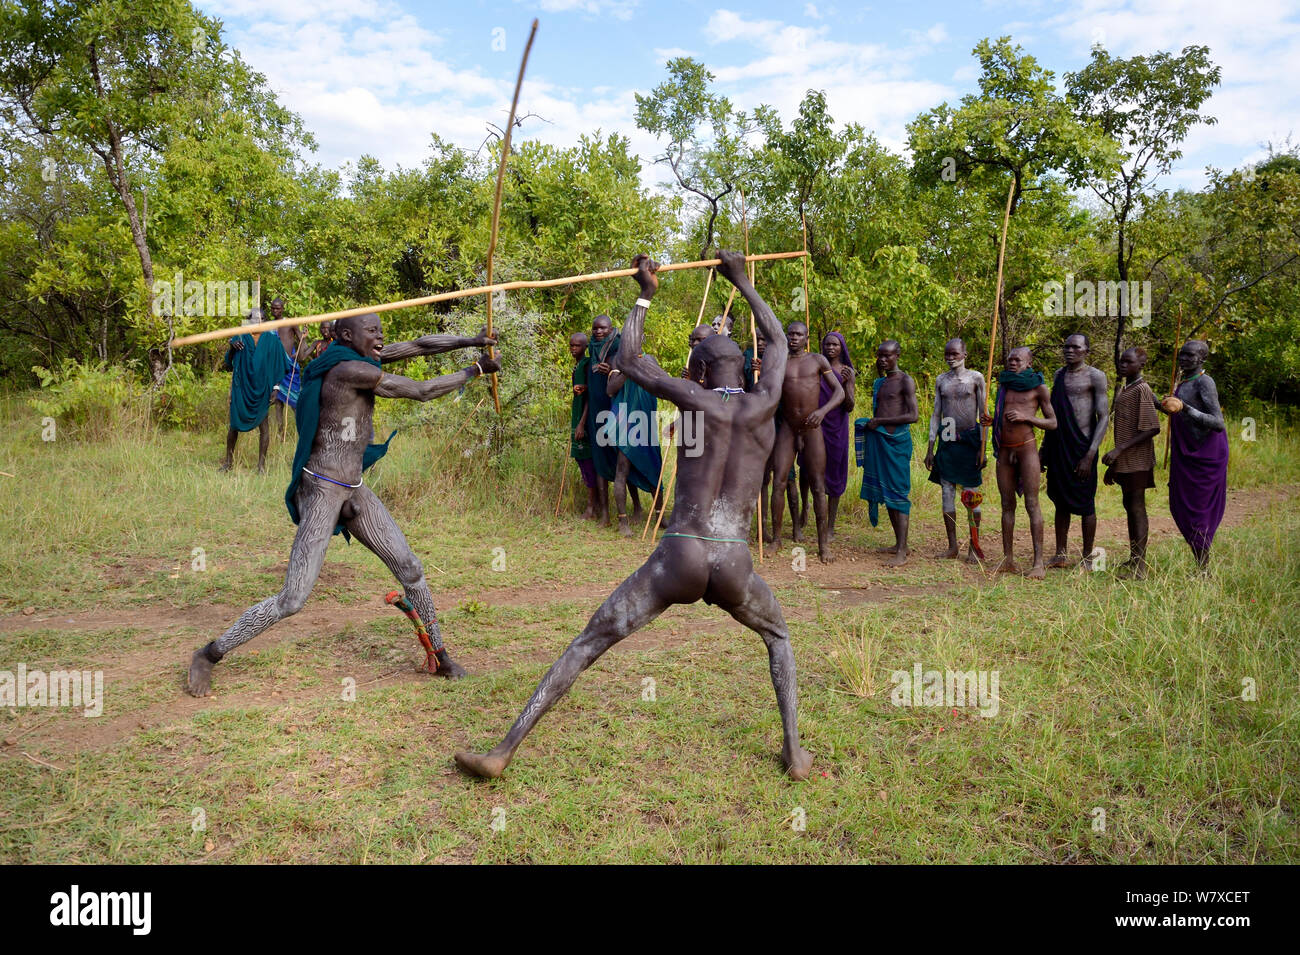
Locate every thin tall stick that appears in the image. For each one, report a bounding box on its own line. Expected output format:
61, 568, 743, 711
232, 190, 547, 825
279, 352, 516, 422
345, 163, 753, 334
981, 180, 1017, 465
642, 419, 671, 540
553, 456, 568, 517
483, 19, 538, 416
743, 189, 762, 561
693, 268, 715, 328
170, 251, 807, 348
649, 453, 678, 541
801, 212, 811, 330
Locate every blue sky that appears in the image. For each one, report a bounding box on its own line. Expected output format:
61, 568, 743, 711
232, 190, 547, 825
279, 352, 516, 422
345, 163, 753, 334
201, 0, 1300, 192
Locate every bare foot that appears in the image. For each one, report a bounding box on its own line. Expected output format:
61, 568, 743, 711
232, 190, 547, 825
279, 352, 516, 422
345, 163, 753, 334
994, 557, 1019, 575
964, 547, 981, 564
186, 649, 214, 697
1026, 562, 1046, 580
783, 745, 813, 781
876, 544, 899, 554
1077, 557, 1094, 572
257, 463, 267, 476
581, 507, 596, 521
792, 528, 805, 544
618, 517, 632, 537
454, 749, 509, 779
1046, 554, 1069, 569
434, 650, 467, 679
887, 549, 908, 567
217, 460, 232, 473
939, 544, 960, 559
819, 548, 835, 564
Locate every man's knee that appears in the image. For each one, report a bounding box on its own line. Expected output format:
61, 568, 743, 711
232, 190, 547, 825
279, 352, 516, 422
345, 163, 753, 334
277, 587, 309, 617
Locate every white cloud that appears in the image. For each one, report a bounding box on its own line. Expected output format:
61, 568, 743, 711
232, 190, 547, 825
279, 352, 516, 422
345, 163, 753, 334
804, 3, 822, 19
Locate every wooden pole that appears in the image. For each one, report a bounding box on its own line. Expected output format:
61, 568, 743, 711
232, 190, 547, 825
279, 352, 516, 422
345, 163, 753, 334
642, 421, 671, 540
692, 267, 715, 328
553, 456, 568, 517
649, 453, 678, 541
742, 189, 762, 561
483, 19, 538, 416
980, 179, 1017, 466
801, 211, 811, 330
170, 251, 806, 348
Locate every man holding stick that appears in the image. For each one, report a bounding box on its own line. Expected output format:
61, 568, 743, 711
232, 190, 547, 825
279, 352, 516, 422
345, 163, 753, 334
186, 317, 498, 696
1102, 347, 1161, 579
219, 307, 290, 475
455, 250, 811, 781
924, 338, 987, 561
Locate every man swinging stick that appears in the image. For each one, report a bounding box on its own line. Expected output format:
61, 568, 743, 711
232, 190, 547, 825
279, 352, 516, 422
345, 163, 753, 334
456, 250, 812, 781
186, 315, 499, 696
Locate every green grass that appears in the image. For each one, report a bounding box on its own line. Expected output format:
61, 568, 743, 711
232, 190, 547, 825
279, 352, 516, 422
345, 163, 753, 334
0, 392, 1297, 863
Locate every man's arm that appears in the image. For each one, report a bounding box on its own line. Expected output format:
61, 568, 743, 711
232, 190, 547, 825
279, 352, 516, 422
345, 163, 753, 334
379, 333, 495, 364
1082, 368, 1111, 467
925, 379, 943, 466
1033, 385, 1058, 430
331, 354, 500, 401
805, 355, 845, 427
841, 367, 856, 415
717, 250, 787, 408
618, 256, 716, 410
1182, 376, 1226, 431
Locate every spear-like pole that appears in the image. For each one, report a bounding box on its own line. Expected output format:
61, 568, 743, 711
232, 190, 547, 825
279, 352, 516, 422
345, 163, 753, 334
483, 18, 538, 416
169, 252, 806, 348
981, 179, 1016, 468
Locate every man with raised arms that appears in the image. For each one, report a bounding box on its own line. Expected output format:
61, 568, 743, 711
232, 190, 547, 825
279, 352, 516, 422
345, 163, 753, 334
455, 250, 811, 781
186, 318, 499, 696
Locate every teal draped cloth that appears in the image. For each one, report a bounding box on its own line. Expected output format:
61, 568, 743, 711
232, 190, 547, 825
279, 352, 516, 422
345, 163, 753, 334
285, 343, 396, 542
610, 375, 662, 494
226, 331, 290, 431
855, 377, 913, 526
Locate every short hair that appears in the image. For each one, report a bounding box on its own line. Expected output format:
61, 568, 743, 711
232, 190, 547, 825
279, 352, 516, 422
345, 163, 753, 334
570, 331, 589, 344
335, 313, 375, 342
945, 338, 965, 352
786, 321, 807, 333
247, 307, 264, 322
1066, 332, 1090, 348
1121, 346, 1147, 364
879, 339, 901, 354
1010, 346, 1032, 361
270, 297, 285, 306
1184, 339, 1209, 359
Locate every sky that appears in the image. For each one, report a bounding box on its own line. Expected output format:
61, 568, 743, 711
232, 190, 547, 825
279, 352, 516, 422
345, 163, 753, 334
200, 0, 1300, 193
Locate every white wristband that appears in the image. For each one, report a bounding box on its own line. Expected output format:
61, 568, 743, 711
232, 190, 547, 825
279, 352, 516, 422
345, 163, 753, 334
635, 298, 652, 310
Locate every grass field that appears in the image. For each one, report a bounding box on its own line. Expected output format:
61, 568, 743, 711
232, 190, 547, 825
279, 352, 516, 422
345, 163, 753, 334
1, 392, 1297, 863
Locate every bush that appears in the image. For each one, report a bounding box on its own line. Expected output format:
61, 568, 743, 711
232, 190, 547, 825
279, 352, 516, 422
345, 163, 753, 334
30, 360, 150, 440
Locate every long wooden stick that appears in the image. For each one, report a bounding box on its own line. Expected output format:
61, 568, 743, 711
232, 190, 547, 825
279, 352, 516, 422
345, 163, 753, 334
553, 456, 568, 517
1162, 307, 1184, 469
742, 189, 761, 561
483, 19, 538, 416
980, 180, 1016, 466
692, 267, 715, 328
801, 211, 811, 330
170, 251, 806, 348
649, 452, 678, 541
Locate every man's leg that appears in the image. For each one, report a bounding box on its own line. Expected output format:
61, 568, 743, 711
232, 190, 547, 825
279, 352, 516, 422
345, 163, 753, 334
827, 494, 841, 540
344, 486, 466, 678
1081, 512, 1098, 567
256, 414, 271, 475
940, 480, 960, 558
719, 573, 812, 780
769, 423, 797, 551
885, 507, 909, 567
455, 555, 680, 778
613, 453, 633, 536
220, 426, 238, 471
801, 428, 832, 563
186, 479, 343, 696
1020, 451, 1046, 579
1049, 507, 1071, 568
996, 452, 1019, 574
795, 464, 810, 542
596, 477, 610, 527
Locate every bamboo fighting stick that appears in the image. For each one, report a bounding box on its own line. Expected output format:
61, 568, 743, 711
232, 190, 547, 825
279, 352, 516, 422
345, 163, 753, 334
169, 252, 806, 348
483, 19, 538, 416
742, 189, 762, 561
649, 452, 678, 541
1162, 307, 1184, 469
692, 267, 715, 328
801, 212, 811, 330
980, 180, 1017, 466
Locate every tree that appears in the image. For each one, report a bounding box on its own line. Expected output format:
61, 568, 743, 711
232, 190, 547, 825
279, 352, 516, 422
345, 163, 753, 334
1066, 44, 1220, 369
